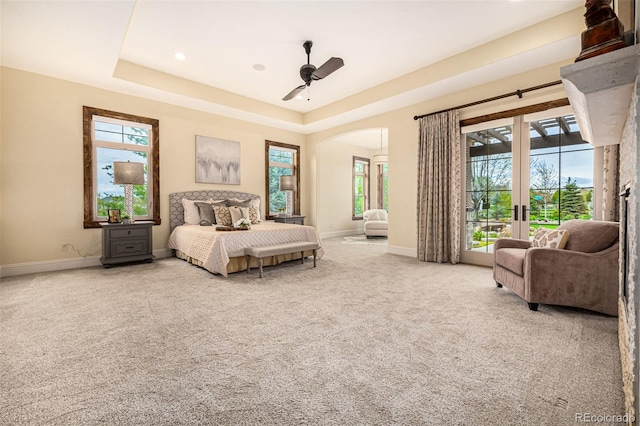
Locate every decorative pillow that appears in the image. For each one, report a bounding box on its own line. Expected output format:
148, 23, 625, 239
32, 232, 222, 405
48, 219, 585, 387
250, 199, 261, 222
183, 198, 208, 225
229, 206, 251, 224
532, 228, 569, 249
226, 198, 261, 222
195, 202, 216, 224
207, 199, 227, 207
213, 205, 233, 226
226, 198, 252, 207
248, 206, 260, 224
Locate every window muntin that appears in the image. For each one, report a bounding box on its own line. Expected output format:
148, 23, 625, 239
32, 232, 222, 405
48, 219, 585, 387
353, 156, 370, 219
94, 119, 149, 146
265, 141, 300, 219
83, 106, 160, 228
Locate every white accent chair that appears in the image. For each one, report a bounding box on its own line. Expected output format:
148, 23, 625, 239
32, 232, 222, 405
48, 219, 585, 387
363, 209, 388, 238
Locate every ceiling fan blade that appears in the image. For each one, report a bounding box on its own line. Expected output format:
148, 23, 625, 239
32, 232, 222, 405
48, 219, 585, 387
282, 84, 306, 101
312, 57, 344, 80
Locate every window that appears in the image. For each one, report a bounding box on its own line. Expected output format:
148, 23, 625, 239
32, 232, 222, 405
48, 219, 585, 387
462, 112, 594, 257
353, 156, 370, 219
83, 106, 160, 228
265, 140, 300, 219
377, 163, 388, 210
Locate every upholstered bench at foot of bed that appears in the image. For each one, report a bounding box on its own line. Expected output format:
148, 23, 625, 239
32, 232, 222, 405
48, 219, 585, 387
245, 242, 320, 278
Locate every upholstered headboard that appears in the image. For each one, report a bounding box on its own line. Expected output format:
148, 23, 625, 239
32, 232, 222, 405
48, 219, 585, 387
169, 190, 261, 233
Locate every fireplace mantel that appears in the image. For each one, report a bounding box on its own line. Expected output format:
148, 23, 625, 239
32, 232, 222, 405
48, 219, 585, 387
560, 44, 639, 146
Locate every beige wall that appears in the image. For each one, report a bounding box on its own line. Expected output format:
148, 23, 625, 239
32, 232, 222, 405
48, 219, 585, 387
0, 67, 305, 267
315, 139, 375, 237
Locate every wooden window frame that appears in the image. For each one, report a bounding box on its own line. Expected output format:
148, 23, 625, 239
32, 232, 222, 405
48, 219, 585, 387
83, 106, 160, 228
265, 140, 300, 220
352, 156, 370, 220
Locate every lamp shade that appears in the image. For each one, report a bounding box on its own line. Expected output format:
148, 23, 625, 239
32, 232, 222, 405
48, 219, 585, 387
113, 161, 145, 185
372, 154, 388, 164
279, 175, 296, 191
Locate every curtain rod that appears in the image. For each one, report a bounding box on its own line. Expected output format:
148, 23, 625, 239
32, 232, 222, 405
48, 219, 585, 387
413, 80, 563, 120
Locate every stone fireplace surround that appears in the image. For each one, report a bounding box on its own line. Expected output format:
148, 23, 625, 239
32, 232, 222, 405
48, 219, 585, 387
562, 43, 639, 424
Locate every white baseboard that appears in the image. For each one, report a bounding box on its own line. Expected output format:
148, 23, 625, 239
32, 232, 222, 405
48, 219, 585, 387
319, 229, 363, 239
387, 245, 416, 258
0, 248, 174, 278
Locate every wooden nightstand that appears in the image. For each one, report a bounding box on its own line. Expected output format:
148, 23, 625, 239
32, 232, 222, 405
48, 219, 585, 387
100, 221, 154, 268
274, 215, 306, 225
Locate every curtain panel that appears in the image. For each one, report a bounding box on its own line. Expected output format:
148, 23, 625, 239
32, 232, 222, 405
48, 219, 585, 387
417, 110, 461, 264
602, 144, 620, 222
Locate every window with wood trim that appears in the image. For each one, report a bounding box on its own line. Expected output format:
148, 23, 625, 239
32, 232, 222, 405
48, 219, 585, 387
265, 140, 300, 219
83, 106, 160, 228
377, 163, 388, 211
353, 156, 370, 219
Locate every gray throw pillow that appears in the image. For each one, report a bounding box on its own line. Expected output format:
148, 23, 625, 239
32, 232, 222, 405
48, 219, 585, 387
226, 198, 252, 207
195, 202, 216, 224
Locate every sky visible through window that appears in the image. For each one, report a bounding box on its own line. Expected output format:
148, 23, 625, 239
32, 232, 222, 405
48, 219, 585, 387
97, 148, 146, 196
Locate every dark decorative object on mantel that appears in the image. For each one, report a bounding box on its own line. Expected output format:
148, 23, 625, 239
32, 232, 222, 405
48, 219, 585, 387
575, 0, 627, 62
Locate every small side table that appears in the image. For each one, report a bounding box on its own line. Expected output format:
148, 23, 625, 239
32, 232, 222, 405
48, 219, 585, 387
100, 221, 154, 268
274, 215, 306, 225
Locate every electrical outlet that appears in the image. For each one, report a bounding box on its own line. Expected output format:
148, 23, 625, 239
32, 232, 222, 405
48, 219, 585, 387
61, 244, 69, 252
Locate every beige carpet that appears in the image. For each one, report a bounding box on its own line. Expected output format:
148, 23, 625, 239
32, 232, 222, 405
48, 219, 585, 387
0, 236, 624, 425
342, 235, 387, 245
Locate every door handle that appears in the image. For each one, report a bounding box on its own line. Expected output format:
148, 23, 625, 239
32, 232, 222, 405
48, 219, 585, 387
513, 205, 518, 221
522, 205, 527, 221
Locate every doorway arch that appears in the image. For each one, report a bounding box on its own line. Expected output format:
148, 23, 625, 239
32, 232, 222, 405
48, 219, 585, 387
313, 127, 388, 238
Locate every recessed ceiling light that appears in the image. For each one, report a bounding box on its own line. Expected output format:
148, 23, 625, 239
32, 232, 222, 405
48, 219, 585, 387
175, 52, 186, 61
252, 63, 266, 71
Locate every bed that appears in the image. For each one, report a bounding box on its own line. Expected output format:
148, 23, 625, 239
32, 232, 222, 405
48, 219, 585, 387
167, 190, 324, 276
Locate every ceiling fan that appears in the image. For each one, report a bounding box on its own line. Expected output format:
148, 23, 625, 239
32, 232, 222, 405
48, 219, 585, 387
282, 40, 344, 101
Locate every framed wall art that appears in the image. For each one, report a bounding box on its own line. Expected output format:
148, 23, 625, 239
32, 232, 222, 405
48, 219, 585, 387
195, 135, 241, 185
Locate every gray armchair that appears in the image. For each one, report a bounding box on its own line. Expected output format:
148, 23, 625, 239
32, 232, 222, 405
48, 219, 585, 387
493, 220, 619, 316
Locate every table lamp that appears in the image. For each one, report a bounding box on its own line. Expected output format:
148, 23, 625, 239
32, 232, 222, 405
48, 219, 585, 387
279, 175, 296, 217
113, 161, 144, 223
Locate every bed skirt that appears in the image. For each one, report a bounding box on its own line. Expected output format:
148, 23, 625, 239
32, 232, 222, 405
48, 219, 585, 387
174, 249, 315, 275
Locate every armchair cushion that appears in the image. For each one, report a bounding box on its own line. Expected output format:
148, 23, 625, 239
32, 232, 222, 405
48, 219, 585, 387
495, 248, 526, 276
363, 209, 388, 221
559, 219, 618, 253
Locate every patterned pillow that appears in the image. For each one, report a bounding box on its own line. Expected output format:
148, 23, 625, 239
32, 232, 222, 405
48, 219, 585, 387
532, 228, 569, 249
213, 206, 232, 226
248, 206, 260, 224
249, 199, 261, 222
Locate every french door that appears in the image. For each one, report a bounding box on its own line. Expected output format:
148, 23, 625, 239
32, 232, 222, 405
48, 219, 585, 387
460, 107, 595, 266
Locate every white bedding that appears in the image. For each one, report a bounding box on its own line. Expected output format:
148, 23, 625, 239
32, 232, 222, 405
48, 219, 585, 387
167, 221, 324, 276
